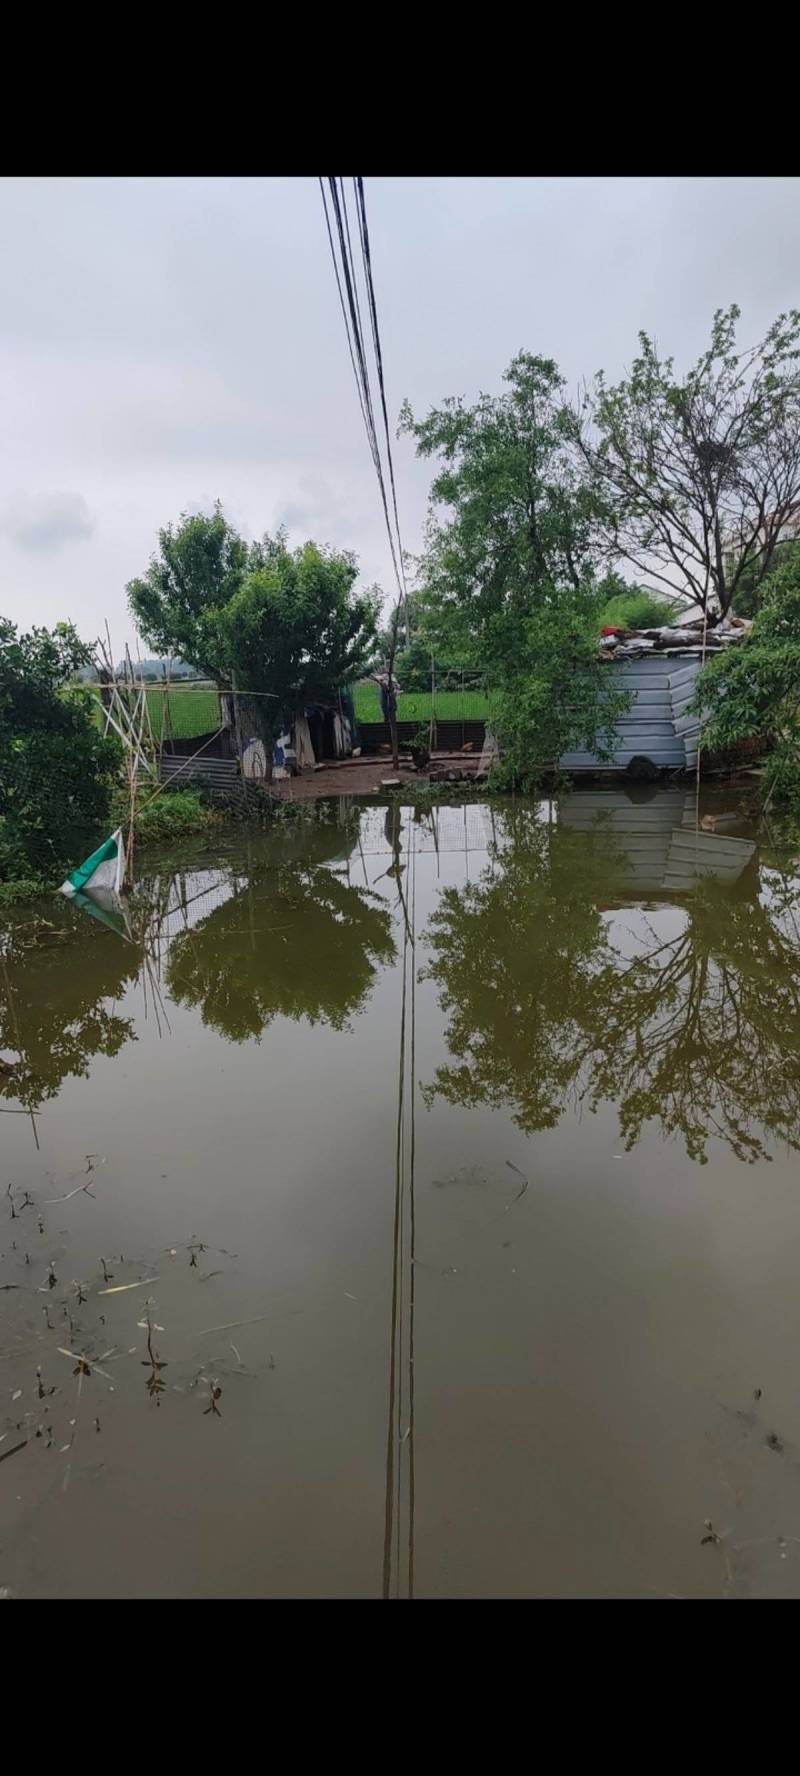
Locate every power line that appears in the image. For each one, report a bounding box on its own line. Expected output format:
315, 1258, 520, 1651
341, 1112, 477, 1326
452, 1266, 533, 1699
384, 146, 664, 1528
319, 179, 371, 443
324, 178, 402, 589
319, 176, 410, 638
354, 178, 408, 610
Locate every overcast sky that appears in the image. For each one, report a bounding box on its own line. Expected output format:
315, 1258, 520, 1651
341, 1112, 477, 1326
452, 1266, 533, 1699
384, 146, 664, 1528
2, 175, 799, 655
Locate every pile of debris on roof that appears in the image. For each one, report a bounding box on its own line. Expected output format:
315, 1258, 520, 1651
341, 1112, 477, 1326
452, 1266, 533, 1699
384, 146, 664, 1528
599, 612, 751, 660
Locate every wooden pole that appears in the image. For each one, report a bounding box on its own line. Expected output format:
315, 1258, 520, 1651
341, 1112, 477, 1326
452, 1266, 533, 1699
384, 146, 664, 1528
230, 671, 250, 807
229, 672, 243, 760
386, 603, 401, 771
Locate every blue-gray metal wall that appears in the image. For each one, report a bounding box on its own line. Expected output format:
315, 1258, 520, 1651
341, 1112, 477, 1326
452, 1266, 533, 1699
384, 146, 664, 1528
559, 654, 702, 773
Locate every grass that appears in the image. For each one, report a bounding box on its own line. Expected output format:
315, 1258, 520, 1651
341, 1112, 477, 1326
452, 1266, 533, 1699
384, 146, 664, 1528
123, 788, 219, 844
89, 683, 220, 740
90, 681, 493, 739
148, 687, 219, 736
352, 684, 492, 724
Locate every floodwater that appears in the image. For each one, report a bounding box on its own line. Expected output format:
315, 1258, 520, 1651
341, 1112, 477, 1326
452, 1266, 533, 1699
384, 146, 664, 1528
3, 786, 800, 1598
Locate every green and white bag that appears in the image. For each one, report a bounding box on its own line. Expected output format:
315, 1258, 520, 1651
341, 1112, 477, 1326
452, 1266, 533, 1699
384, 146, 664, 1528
60, 828, 125, 899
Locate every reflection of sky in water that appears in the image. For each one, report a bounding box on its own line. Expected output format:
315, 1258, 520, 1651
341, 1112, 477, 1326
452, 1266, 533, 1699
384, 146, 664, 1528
4, 790, 800, 1600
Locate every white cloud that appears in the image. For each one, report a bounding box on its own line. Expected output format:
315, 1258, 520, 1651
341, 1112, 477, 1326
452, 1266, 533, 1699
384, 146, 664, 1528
1, 177, 799, 645
0, 490, 96, 552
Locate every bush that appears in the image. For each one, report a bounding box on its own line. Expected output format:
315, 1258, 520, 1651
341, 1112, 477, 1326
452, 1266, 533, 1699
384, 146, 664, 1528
1, 620, 121, 891
115, 787, 218, 844
693, 552, 800, 807
597, 587, 680, 631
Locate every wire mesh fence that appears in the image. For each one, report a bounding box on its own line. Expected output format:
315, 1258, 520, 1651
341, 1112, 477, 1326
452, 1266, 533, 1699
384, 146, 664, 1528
353, 669, 492, 747
88, 670, 494, 747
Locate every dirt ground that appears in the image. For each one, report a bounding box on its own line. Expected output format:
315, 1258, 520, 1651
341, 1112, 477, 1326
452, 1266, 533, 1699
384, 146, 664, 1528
270, 759, 424, 799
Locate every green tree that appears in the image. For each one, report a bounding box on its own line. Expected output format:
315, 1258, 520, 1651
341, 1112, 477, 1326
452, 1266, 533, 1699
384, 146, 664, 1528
127, 503, 254, 676
400, 352, 627, 782
693, 551, 800, 803
578, 305, 800, 617
209, 536, 379, 744
0, 620, 121, 889
129, 510, 379, 750
373, 589, 468, 692
729, 534, 800, 618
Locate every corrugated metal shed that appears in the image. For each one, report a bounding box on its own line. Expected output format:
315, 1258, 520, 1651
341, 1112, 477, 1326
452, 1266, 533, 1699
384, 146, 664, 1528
159, 755, 241, 795
560, 653, 703, 774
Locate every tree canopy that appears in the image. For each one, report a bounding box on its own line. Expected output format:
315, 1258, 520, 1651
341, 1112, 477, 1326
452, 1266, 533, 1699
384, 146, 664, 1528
127, 503, 254, 676
0, 619, 120, 889
577, 305, 800, 618
400, 353, 627, 780
729, 534, 800, 618
208, 536, 378, 737
401, 353, 597, 647
128, 507, 379, 741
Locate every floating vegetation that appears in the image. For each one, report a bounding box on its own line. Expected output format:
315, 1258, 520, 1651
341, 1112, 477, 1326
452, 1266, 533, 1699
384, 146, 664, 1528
202, 1379, 222, 1418
141, 1314, 168, 1404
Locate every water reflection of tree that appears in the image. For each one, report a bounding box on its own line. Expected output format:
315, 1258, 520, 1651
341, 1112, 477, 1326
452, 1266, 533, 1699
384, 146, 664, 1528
0, 913, 138, 1111
423, 810, 619, 1131
166, 861, 395, 1041
423, 813, 800, 1163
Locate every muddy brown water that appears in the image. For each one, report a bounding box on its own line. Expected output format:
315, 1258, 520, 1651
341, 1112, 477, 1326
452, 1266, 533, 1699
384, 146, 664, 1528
3, 787, 800, 1598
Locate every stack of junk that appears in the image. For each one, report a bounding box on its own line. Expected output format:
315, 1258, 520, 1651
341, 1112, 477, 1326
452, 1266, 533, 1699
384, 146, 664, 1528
559, 612, 750, 776
267, 692, 359, 781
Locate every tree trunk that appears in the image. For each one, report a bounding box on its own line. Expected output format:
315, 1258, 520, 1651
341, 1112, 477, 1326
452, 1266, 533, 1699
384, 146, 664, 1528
233, 679, 275, 782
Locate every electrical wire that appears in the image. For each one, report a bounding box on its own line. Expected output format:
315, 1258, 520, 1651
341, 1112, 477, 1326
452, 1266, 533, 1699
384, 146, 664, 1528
319, 176, 410, 636
354, 177, 409, 614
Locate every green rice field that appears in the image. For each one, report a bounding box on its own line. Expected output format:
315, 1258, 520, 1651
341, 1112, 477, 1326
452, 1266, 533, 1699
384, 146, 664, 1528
89, 683, 220, 739
352, 683, 492, 725
91, 681, 493, 740
145, 685, 220, 737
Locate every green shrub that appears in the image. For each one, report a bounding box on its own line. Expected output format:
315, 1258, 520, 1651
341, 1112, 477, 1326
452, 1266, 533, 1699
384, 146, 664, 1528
694, 552, 800, 808
597, 588, 680, 631
1, 620, 121, 891
113, 787, 218, 844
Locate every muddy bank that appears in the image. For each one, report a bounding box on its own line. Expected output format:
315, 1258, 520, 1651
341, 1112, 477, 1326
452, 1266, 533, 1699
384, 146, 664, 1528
270, 759, 421, 799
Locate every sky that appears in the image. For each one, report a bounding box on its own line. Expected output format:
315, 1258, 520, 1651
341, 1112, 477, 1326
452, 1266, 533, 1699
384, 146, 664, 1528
2, 175, 800, 655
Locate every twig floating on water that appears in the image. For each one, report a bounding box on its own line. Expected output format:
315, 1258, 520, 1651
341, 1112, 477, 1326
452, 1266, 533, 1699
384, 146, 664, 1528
43, 1182, 97, 1204
504, 1160, 529, 1209
98, 1277, 158, 1295
199, 1315, 267, 1336
0, 1439, 27, 1466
